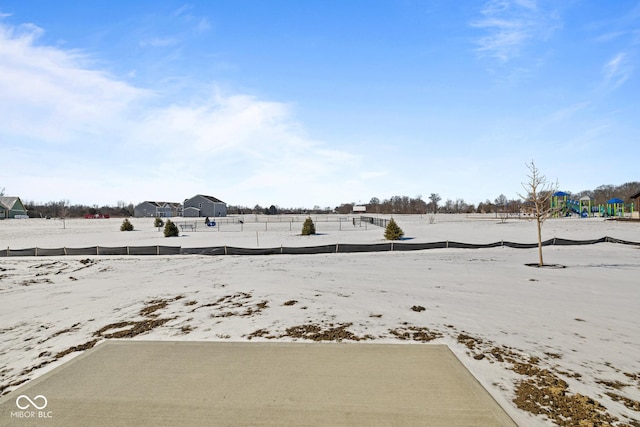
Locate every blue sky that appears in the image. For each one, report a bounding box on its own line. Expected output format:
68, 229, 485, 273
1, 1, 638, 208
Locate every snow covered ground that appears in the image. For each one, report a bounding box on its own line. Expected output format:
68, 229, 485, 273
1, 214, 639, 426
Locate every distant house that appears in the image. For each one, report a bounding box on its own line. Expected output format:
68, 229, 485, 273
353, 205, 366, 214
183, 195, 227, 218
631, 190, 640, 219
0, 197, 28, 219
134, 201, 182, 218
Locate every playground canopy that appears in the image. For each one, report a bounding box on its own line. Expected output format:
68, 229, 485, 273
607, 198, 624, 204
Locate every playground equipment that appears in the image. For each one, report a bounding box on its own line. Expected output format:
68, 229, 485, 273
603, 198, 631, 217
551, 192, 583, 217
551, 192, 634, 218
579, 196, 593, 218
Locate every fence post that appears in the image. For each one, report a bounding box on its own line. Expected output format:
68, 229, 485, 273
64, 247, 67, 256
35, 247, 38, 257
391, 242, 394, 251
127, 246, 130, 255
157, 245, 160, 255
336, 243, 339, 253
224, 246, 228, 255
446, 240, 449, 249
97, 246, 100, 256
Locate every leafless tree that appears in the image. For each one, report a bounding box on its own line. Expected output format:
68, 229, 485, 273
59, 200, 70, 229
517, 161, 558, 266
428, 193, 441, 214
495, 194, 509, 222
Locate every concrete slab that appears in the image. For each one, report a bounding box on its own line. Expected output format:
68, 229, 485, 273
0, 341, 516, 426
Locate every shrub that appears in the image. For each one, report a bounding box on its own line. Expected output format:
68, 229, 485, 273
120, 218, 134, 231
301, 217, 316, 235
154, 217, 164, 228
164, 219, 179, 237
384, 218, 404, 240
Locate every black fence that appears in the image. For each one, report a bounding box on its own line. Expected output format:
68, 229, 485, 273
360, 216, 391, 228
1, 236, 638, 258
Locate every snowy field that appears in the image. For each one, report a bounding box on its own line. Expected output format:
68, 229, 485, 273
1, 214, 639, 426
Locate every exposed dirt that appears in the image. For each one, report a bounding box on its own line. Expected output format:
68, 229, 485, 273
54, 340, 100, 359
596, 379, 629, 390
282, 323, 374, 342
245, 328, 277, 340
452, 331, 638, 427
139, 296, 183, 317
606, 392, 640, 412
191, 292, 269, 318
179, 325, 194, 334
513, 370, 621, 426
0, 295, 182, 397
457, 333, 484, 350
93, 318, 174, 339
389, 326, 442, 342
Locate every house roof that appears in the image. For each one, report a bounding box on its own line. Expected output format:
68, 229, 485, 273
187, 195, 226, 204
139, 201, 182, 207
0, 197, 22, 210
631, 190, 640, 200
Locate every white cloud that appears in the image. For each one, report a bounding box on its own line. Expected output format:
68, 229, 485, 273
139, 36, 179, 47
603, 52, 632, 89
471, 0, 559, 62
0, 20, 358, 207
0, 23, 148, 143
549, 102, 590, 123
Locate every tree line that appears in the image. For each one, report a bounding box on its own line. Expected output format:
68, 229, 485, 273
335, 181, 640, 215
6, 181, 639, 218
22, 200, 134, 218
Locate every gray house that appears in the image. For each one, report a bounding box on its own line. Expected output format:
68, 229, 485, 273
134, 201, 182, 218
183, 195, 227, 218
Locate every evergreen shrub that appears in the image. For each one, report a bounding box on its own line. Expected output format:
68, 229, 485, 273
164, 219, 179, 237
120, 218, 134, 231
384, 218, 404, 240
301, 217, 316, 235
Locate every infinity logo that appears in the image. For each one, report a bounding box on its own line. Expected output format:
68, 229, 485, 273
16, 395, 48, 410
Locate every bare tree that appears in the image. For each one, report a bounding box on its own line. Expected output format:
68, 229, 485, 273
495, 194, 508, 222
59, 200, 70, 229
517, 161, 558, 266
428, 193, 441, 214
